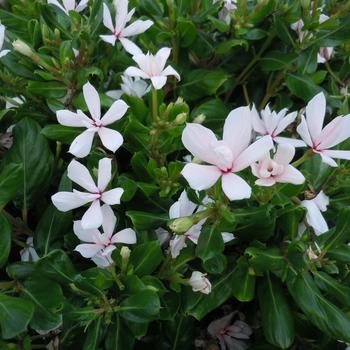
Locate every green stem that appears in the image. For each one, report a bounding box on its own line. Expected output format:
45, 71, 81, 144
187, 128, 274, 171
151, 88, 158, 122
0, 281, 15, 290
291, 149, 314, 167
109, 267, 125, 291
325, 61, 344, 86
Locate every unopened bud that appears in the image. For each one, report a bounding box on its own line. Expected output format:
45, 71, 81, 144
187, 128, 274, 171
13, 40, 33, 57
174, 112, 187, 125
193, 113, 206, 124
169, 216, 194, 233
301, 0, 310, 9
120, 246, 131, 261
175, 97, 184, 104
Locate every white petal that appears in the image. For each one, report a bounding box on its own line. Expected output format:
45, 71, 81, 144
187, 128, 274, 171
251, 105, 266, 135
75, 243, 103, 258
306, 92, 326, 142
313, 191, 329, 212
255, 178, 276, 187
318, 151, 338, 167
223, 106, 252, 160
162, 65, 180, 81
101, 99, 129, 125
101, 204, 117, 238
81, 200, 103, 229
114, 0, 129, 33
0, 50, 10, 58
125, 66, 149, 79
296, 115, 313, 147
181, 164, 221, 191
106, 90, 123, 99
181, 123, 218, 165
100, 34, 117, 46
277, 165, 305, 185
150, 76, 167, 89
119, 37, 142, 56
178, 190, 197, 217
69, 129, 95, 158
0, 23, 5, 50
111, 228, 136, 244
101, 188, 124, 205
83, 82, 101, 120
273, 136, 306, 147
98, 158, 112, 192
302, 200, 329, 235
51, 191, 93, 211
274, 111, 298, 135
274, 144, 295, 165
98, 127, 124, 152
57, 109, 87, 127
102, 3, 115, 32
318, 116, 350, 150
122, 19, 153, 37
221, 232, 235, 243
323, 150, 350, 161
221, 173, 251, 200
73, 221, 100, 243
68, 159, 98, 192
169, 235, 187, 259
155, 47, 172, 71
233, 135, 273, 172
75, 0, 88, 12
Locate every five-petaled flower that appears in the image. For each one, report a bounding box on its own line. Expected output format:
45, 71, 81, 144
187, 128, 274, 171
106, 74, 150, 99
188, 271, 212, 294
252, 104, 305, 147
51, 158, 124, 229
100, 0, 153, 55
181, 107, 273, 200
251, 144, 305, 186
0, 23, 9, 58
125, 47, 180, 90
56, 82, 128, 158
74, 204, 136, 266
48, 0, 88, 14
296, 92, 350, 167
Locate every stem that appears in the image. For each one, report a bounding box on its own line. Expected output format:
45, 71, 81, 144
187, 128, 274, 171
109, 267, 125, 291
325, 61, 344, 86
242, 84, 250, 105
291, 149, 314, 167
151, 88, 158, 122
0, 281, 15, 289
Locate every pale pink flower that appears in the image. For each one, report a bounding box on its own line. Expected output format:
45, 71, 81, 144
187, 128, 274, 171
100, 0, 153, 55
181, 107, 274, 200
48, 0, 88, 14
296, 92, 350, 167
56, 82, 128, 158
251, 144, 305, 186
51, 158, 124, 229
0, 23, 9, 58
301, 191, 329, 235
188, 271, 212, 294
208, 312, 252, 350
252, 105, 305, 147
125, 47, 180, 90
74, 204, 136, 266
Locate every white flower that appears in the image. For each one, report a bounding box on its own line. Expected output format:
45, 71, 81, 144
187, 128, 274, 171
181, 107, 274, 201
213, 0, 237, 25
251, 144, 305, 187
74, 204, 136, 266
5, 96, 24, 109
56, 82, 128, 158
188, 271, 212, 294
0, 23, 9, 58
12, 39, 32, 57
296, 92, 350, 167
51, 158, 124, 229
301, 191, 329, 235
20, 237, 40, 262
100, 0, 153, 55
48, 0, 88, 14
252, 104, 305, 147
106, 74, 150, 99
168, 191, 234, 258
125, 47, 180, 90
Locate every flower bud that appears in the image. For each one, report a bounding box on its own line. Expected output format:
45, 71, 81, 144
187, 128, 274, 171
188, 271, 211, 294
301, 0, 310, 9
12, 40, 33, 57
120, 246, 131, 261
169, 216, 194, 233
193, 113, 206, 124
174, 112, 187, 125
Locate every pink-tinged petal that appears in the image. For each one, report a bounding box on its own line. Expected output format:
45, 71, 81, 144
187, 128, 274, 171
101, 204, 117, 238
274, 144, 295, 165
233, 135, 273, 172
0, 24, 5, 50
221, 173, 251, 200
75, 0, 88, 12
181, 163, 221, 191
274, 111, 298, 135
302, 200, 329, 235
306, 92, 326, 142
169, 235, 187, 258
75, 243, 103, 258
251, 105, 266, 135
169, 201, 180, 219
162, 65, 180, 81
102, 3, 115, 32
48, 0, 68, 13
73, 221, 100, 243
323, 150, 350, 161
97, 158, 112, 192
83, 82, 101, 120
318, 151, 338, 167
111, 228, 136, 244
150, 76, 167, 90
277, 165, 305, 185
81, 200, 103, 229
255, 178, 276, 187
51, 191, 93, 211
101, 99, 129, 126
69, 129, 95, 158
318, 116, 350, 149
101, 245, 116, 256
91, 253, 112, 267
274, 136, 306, 147
208, 313, 235, 337
101, 188, 124, 205
68, 159, 98, 192
156, 47, 172, 71
181, 123, 218, 164
223, 106, 253, 160
57, 109, 87, 127
119, 37, 142, 56
122, 19, 153, 37
296, 115, 313, 147
98, 127, 123, 153
114, 0, 129, 33
125, 66, 149, 79
125, 8, 135, 22
100, 34, 117, 46
178, 191, 197, 217
62, 0, 75, 11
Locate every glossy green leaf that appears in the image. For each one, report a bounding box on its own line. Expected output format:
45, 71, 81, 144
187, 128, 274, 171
286, 74, 323, 101
260, 51, 298, 71
231, 258, 256, 302
126, 211, 168, 230
0, 213, 11, 268
105, 316, 135, 350
83, 318, 102, 350
196, 224, 224, 263
41, 124, 82, 143
0, 163, 23, 209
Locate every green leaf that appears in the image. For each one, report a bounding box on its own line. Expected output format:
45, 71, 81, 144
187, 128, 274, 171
196, 224, 224, 263
126, 211, 168, 230
288, 272, 350, 342
258, 274, 295, 349
0, 293, 34, 339
2, 118, 54, 210
105, 316, 135, 350
0, 163, 23, 209
27, 81, 67, 98
83, 318, 102, 350
177, 18, 197, 47
41, 124, 82, 144
130, 241, 164, 276
216, 39, 248, 54
0, 213, 11, 268
286, 74, 323, 101
260, 51, 297, 71
231, 258, 256, 302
